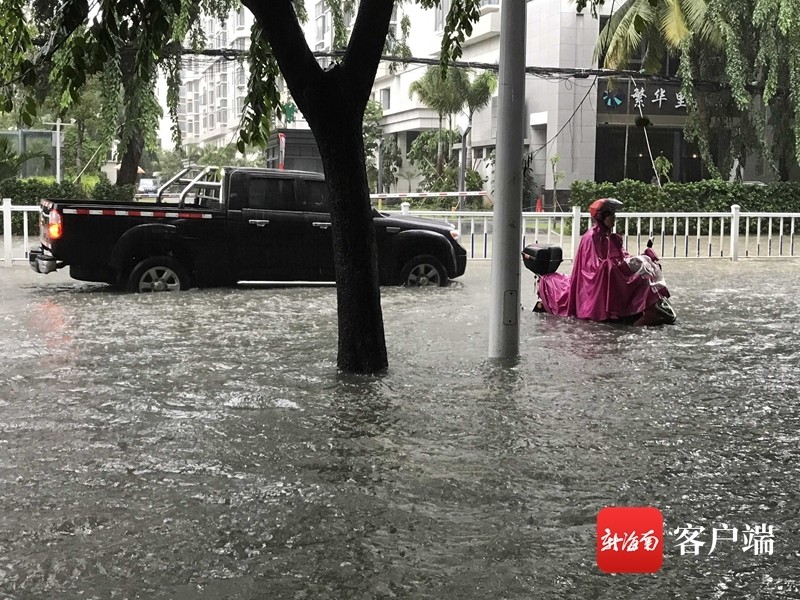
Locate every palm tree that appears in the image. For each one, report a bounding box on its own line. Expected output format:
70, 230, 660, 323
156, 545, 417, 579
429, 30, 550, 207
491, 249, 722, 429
595, 0, 721, 72
0, 137, 52, 181
461, 71, 497, 166
409, 66, 469, 174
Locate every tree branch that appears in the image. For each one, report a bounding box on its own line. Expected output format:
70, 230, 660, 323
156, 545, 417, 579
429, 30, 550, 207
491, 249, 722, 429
242, 0, 322, 115
343, 0, 395, 106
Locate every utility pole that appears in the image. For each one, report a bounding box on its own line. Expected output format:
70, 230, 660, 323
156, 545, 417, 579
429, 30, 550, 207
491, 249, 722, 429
43, 118, 73, 183
488, 0, 526, 360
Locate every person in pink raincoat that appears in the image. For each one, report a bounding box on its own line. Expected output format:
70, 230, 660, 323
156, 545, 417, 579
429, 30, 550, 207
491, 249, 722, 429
537, 198, 671, 324
643, 238, 661, 266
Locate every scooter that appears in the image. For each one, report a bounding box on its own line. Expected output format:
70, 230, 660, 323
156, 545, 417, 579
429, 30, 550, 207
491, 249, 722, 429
521, 242, 677, 326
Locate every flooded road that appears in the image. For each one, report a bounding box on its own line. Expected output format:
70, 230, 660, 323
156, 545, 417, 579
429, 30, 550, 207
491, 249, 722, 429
1, 260, 799, 599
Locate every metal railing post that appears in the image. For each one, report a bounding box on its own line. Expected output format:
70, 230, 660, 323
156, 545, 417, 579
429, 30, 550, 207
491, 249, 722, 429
730, 204, 740, 261
571, 206, 581, 259
3, 198, 12, 267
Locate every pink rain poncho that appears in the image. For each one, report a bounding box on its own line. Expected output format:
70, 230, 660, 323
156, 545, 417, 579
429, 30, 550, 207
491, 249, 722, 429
538, 224, 669, 321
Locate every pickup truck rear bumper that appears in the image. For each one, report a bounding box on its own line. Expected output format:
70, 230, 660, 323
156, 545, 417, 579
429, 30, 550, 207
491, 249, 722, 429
29, 249, 60, 275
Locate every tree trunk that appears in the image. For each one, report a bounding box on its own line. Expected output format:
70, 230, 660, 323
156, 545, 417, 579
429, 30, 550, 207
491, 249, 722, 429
116, 45, 143, 186
436, 114, 444, 175
117, 128, 143, 186
466, 113, 474, 167
316, 109, 388, 373
246, 0, 392, 374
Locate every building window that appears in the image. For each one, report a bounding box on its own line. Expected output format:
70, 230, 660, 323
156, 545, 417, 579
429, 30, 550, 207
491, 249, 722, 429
380, 88, 391, 110
316, 15, 326, 43
315, 41, 329, 69
218, 101, 227, 127
236, 7, 246, 28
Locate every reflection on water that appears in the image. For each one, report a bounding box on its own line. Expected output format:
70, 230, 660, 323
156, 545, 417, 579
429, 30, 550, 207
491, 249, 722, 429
1, 260, 799, 598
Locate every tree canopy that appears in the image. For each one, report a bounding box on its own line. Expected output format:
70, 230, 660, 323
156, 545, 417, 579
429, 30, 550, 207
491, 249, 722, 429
1, 0, 241, 184
585, 0, 800, 179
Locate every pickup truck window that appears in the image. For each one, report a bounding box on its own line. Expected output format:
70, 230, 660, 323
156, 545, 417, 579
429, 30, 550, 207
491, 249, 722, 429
300, 180, 330, 213
248, 177, 296, 210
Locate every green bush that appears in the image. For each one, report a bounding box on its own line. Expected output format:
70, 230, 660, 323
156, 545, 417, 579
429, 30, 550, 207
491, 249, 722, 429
1, 177, 136, 235
1, 178, 88, 235
90, 178, 135, 203
570, 179, 800, 212
570, 179, 800, 235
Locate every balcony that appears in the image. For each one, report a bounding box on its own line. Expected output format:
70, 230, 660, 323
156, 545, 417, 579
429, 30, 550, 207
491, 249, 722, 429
480, 0, 499, 14
463, 7, 501, 47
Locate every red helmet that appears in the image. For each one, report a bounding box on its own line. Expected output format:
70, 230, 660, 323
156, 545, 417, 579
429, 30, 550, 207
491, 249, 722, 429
589, 198, 623, 221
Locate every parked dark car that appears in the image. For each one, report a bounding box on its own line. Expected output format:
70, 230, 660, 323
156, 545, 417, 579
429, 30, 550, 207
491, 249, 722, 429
29, 166, 467, 292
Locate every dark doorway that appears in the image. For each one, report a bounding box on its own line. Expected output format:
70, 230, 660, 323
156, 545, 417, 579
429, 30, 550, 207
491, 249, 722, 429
595, 125, 703, 183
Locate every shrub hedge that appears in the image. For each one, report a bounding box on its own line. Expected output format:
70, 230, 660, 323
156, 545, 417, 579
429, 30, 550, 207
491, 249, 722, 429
1, 178, 135, 235
570, 179, 800, 235
570, 179, 800, 213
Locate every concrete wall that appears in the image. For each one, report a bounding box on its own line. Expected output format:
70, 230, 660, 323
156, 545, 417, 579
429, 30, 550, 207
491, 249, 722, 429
526, 1, 598, 196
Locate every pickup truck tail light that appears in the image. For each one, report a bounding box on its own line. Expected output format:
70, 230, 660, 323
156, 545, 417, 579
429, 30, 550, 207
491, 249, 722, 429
48, 210, 63, 240
449, 229, 460, 241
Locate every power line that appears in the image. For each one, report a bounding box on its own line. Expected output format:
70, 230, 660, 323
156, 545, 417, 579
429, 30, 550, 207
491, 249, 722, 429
180, 46, 691, 85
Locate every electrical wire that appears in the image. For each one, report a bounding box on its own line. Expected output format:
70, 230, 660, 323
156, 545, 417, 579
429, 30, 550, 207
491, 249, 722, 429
528, 76, 599, 160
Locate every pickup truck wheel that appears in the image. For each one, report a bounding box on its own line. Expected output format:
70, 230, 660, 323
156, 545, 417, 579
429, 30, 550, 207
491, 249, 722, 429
400, 255, 448, 287
128, 256, 190, 293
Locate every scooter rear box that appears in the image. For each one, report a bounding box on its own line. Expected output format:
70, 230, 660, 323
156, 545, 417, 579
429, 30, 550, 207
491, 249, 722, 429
521, 243, 563, 275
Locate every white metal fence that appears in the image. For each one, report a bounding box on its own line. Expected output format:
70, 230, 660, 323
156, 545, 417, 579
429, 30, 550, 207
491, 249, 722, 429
2, 198, 40, 267
3, 197, 798, 267
386, 204, 799, 261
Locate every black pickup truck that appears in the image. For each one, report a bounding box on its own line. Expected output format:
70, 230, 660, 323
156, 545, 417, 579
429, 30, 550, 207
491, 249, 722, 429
29, 166, 467, 292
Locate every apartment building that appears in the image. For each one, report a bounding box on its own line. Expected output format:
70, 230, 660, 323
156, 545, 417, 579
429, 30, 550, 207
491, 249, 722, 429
166, 1, 764, 196
176, 7, 259, 149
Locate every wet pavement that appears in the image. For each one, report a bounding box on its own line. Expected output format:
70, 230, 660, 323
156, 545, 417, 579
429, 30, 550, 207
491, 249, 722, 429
1, 260, 799, 599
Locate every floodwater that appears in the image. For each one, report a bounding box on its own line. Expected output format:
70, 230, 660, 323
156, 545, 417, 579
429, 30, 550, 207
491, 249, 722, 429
1, 260, 799, 599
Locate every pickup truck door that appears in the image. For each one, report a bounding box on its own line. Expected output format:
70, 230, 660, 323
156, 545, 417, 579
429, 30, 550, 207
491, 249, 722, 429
298, 179, 336, 281
235, 176, 312, 281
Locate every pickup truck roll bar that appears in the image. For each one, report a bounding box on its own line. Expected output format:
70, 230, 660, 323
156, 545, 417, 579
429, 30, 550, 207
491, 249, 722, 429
156, 165, 223, 208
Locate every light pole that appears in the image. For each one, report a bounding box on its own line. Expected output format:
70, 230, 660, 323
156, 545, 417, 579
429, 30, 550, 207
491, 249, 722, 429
43, 118, 74, 183
458, 118, 472, 211
488, 0, 526, 360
